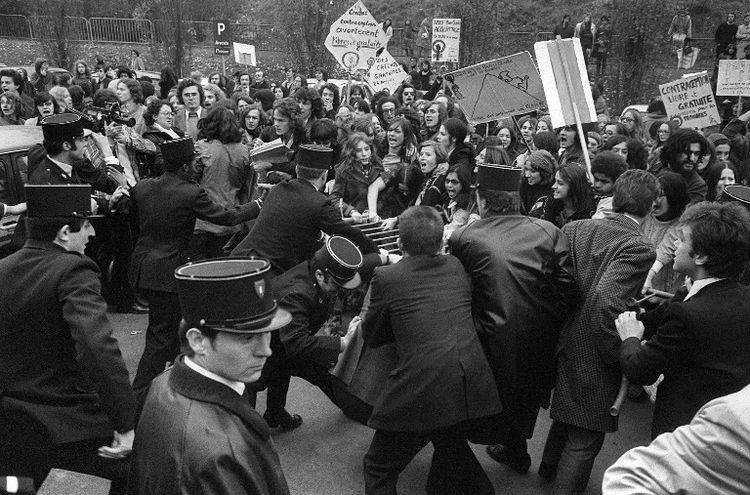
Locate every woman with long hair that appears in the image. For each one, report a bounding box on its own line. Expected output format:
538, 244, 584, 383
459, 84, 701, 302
438, 118, 474, 180
704, 161, 738, 201
0, 93, 25, 125
420, 101, 447, 142
441, 164, 477, 242
536, 115, 553, 133
294, 87, 324, 137
647, 120, 680, 173
537, 163, 595, 227
72, 60, 92, 88
368, 117, 420, 219
187, 106, 254, 259
520, 150, 557, 215
516, 115, 538, 157
641, 171, 690, 295
496, 123, 522, 163
414, 140, 450, 207
601, 135, 648, 170
619, 108, 646, 143
331, 132, 383, 222
557, 125, 587, 167
159, 66, 178, 100
109, 78, 157, 182
24, 91, 58, 126
320, 82, 341, 120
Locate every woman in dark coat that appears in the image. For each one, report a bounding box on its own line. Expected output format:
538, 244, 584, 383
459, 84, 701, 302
538, 163, 596, 228
520, 150, 557, 215
141, 99, 183, 178
438, 118, 474, 181
331, 132, 384, 222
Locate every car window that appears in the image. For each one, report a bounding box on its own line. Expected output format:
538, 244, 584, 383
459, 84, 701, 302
0, 156, 9, 204
15, 154, 28, 186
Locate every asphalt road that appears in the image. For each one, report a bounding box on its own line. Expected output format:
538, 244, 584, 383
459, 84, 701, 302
111, 312, 653, 495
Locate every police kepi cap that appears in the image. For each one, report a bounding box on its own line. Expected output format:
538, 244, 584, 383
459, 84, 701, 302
722, 184, 750, 208
297, 144, 333, 170
315, 236, 363, 289
41, 113, 91, 141
24, 184, 96, 218
477, 164, 522, 192
174, 257, 292, 333
160, 137, 196, 171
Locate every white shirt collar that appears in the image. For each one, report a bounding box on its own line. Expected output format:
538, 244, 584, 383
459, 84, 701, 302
683, 277, 723, 301
184, 356, 246, 396
47, 156, 74, 177
623, 213, 641, 226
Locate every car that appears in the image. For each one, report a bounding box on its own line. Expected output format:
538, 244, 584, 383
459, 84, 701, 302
0, 125, 43, 258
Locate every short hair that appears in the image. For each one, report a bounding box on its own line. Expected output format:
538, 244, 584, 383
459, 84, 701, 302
310, 118, 338, 144
296, 164, 328, 182
92, 88, 117, 108
143, 98, 171, 126
398, 206, 444, 256
177, 79, 204, 105
0, 68, 23, 88
197, 106, 243, 144
118, 78, 144, 104
178, 319, 219, 357
43, 137, 77, 156
418, 140, 449, 165
533, 131, 560, 155
660, 129, 708, 172
239, 103, 269, 132
33, 91, 59, 115
202, 83, 226, 103
294, 87, 324, 119
443, 117, 467, 145
680, 202, 750, 278
26, 217, 85, 242
423, 101, 448, 128
591, 151, 628, 182
612, 169, 660, 217
477, 189, 522, 215
320, 82, 341, 112
351, 98, 371, 114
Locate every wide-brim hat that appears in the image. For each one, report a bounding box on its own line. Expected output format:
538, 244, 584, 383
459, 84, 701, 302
25, 184, 101, 218
317, 236, 363, 289
41, 113, 91, 141
297, 144, 333, 170
477, 164, 522, 192
160, 137, 196, 171
174, 257, 292, 333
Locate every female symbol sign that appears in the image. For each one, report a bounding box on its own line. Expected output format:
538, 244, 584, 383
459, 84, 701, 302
432, 40, 446, 61
342, 52, 360, 71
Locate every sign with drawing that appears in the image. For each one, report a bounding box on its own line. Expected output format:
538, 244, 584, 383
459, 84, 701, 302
716, 60, 750, 97
325, 1, 388, 72
444, 52, 546, 124
431, 18, 461, 63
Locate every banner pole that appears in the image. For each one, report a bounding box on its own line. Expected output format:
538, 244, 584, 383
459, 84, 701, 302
553, 36, 592, 180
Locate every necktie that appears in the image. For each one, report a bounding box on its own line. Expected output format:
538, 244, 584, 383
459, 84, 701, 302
186, 111, 199, 140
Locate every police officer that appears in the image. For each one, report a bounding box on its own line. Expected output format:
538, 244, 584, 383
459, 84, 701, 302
0, 184, 136, 487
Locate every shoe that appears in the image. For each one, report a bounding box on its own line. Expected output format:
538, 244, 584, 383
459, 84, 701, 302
538, 462, 556, 483
263, 410, 303, 431
486, 444, 531, 474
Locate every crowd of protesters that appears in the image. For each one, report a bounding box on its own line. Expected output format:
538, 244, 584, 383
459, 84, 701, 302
2, 9, 750, 492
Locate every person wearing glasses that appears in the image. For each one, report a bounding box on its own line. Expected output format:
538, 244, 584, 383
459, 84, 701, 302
619, 108, 646, 143
141, 99, 182, 178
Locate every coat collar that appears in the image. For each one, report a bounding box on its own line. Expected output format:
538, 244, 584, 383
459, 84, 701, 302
169, 357, 271, 440
22, 238, 81, 256
604, 213, 644, 233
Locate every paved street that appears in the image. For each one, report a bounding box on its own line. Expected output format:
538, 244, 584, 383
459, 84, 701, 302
112, 312, 652, 495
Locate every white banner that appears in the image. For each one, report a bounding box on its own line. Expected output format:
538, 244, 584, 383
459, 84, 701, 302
233, 42, 256, 66
367, 50, 408, 94
325, 1, 388, 72
431, 18, 461, 63
716, 59, 750, 97
659, 73, 720, 130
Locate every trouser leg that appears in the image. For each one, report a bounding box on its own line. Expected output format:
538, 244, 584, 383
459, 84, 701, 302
429, 427, 495, 495
132, 290, 182, 401
549, 422, 605, 495
363, 429, 430, 495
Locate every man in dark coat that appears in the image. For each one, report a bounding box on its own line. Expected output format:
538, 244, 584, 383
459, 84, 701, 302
616, 201, 750, 439
540, 170, 660, 493
553, 14, 575, 39
128, 257, 292, 495
658, 129, 708, 204
251, 236, 389, 429
128, 137, 262, 403
449, 164, 579, 474
715, 13, 738, 56
362, 206, 501, 495
0, 184, 136, 487
231, 144, 377, 273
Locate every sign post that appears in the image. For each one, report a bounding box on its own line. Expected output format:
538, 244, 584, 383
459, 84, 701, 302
535, 37, 597, 176
214, 20, 231, 74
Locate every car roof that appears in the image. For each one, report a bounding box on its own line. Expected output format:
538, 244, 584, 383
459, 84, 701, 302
0, 125, 43, 154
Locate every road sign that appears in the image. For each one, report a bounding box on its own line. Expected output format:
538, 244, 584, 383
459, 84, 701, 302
214, 20, 231, 56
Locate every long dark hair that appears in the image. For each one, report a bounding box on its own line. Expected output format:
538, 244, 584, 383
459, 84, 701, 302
159, 66, 178, 99
378, 117, 418, 161
558, 163, 594, 213
197, 106, 243, 144
656, 171, 690, 221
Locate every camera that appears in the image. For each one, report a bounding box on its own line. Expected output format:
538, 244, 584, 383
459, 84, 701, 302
83, 102, 136, 131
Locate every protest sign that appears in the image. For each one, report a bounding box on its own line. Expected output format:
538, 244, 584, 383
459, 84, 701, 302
659, 72, 720, 130
233, 42, 256, 66
325, 1, 388, 72
716, 59, 750, 97
444, 52, 546, 124
431, 18, 461, 63
534, 37, 597, 129
366, 50, 408, 94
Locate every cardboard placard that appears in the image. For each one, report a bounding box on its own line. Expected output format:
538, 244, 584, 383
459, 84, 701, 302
444, 52, 546, 124
659, 73, 720, 130
716, 59, 750, 97
324, 1, 388, 72
366, 50, 408, 93
233, 42, 256, 66
534, 37, 597, 128
431, 18, 461, 63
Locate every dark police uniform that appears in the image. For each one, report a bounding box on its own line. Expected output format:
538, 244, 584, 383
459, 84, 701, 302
0, 184, 136, 486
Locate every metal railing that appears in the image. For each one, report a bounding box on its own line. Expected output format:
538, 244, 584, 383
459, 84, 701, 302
0, 14, 31, 38
90, 17, 153, 44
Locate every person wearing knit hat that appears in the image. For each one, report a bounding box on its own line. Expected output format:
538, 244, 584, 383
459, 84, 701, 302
449, 162, 579, 475
520, 149, 557, 215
